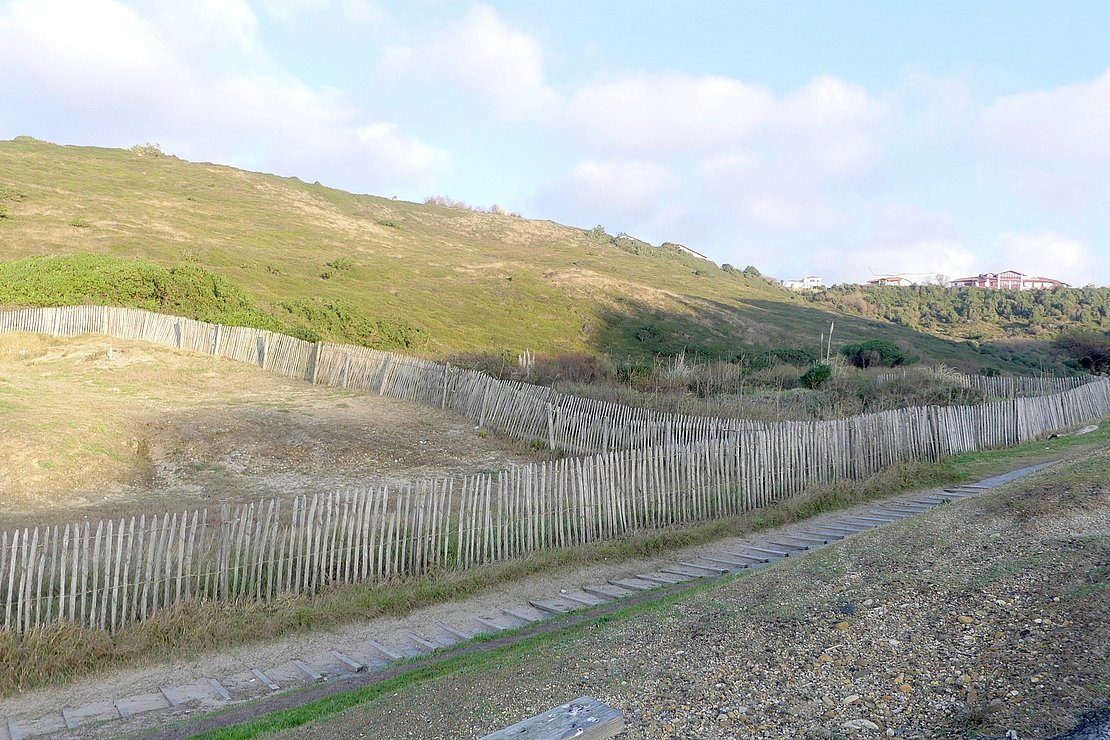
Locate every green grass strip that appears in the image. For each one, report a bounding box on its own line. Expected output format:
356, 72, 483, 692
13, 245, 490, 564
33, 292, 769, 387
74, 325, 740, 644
180, 574, 739, 738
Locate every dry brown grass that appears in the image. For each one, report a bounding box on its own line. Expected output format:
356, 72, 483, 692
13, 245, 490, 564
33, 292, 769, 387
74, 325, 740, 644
0, 333, 532, 528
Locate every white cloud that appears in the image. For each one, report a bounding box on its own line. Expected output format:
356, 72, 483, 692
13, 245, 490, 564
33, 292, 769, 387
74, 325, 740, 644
564, 72, 775, 154
698, 153, 854, 233
259, 0, 385, 25
988, 232, 1096, 286
0, 0, 447, 191
975, 68, 1110, 210
0, 0, 174, 99
381, 4, 558, 119
538, 159, 678, 224
980, 69, 1110, 159
340, 0, 384, 24
260, 0, 328, 19
549, 71, 894, 237
565, 72, 891, 170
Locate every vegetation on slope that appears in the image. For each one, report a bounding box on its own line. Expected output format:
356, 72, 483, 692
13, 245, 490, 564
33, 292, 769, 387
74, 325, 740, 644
0, 253, 283, 330
0, 137, 1074, 373
807, 283, 1110, 344
1055, 328, 1110, 375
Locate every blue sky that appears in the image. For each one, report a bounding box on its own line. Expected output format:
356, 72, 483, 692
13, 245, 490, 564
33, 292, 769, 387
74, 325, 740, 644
1, 1, 1108, 286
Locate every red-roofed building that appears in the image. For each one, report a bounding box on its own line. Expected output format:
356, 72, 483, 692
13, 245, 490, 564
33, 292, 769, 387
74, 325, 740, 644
948, 270, 1067, 290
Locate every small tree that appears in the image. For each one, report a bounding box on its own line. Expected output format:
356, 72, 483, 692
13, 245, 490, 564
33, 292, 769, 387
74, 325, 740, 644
586, 224, 608, 241
130, 142, 164, 157
841, 339, 911, 369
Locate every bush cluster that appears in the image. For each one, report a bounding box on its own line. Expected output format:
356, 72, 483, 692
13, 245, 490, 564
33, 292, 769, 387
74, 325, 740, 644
841, 339, 915, 368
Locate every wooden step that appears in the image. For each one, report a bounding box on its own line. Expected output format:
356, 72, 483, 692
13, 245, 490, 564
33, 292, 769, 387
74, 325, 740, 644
635, 572, 682, 585
678, 561, 729, 574
436, 621, 472, 641
744, 545, 791, 558
473, 616, 508, 633
366, 639, 403, 661
330, 650, 366, 673
608, 577, 654, 592
292, 660, 324, 682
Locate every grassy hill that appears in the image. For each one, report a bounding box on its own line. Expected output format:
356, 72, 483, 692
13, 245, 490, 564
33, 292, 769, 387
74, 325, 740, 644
0, 137, 1062, 374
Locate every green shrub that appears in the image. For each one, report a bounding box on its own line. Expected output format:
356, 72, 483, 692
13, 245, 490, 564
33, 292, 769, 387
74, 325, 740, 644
586, 224, 609, 241
0, 254, 281, 330
634, 324, 664, 343
748, 348, 818, 370
130, 143, 163, 157
279, 298, 426, 350
70, 217, 91, 228
800, 364, 832, 389
841, 339, 913, 369
325, 258, 353, 272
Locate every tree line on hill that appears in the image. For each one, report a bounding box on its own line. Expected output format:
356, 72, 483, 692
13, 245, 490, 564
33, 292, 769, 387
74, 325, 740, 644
804, 284, 1110, 339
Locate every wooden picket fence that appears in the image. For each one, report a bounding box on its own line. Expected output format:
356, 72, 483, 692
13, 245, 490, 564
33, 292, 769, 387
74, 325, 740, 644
877, 367, 1088, 398
1, 309, 1108, 633
3, 306, 1092, 456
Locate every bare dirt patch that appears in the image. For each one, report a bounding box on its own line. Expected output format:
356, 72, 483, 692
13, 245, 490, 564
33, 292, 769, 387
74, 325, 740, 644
0, 332, 534, 528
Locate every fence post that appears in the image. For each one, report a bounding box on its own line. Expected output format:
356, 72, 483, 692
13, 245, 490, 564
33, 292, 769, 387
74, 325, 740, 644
479, 380, 491, 428
213, 324, 222, 356
441, 363, 450, 409
547, 404, 556, 450
310, 342, 322, 385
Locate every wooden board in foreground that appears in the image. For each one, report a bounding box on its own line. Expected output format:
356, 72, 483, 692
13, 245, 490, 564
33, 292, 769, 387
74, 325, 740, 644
479, 696, 624, 740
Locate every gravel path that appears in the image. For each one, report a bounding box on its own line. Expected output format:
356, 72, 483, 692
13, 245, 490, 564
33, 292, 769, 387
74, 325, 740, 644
278, 450, 1110, 739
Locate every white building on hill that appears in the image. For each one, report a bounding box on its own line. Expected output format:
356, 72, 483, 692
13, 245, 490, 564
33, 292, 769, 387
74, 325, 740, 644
867, 276, 914, 286
781, 275, 824, 290
948, 270, 1068, 290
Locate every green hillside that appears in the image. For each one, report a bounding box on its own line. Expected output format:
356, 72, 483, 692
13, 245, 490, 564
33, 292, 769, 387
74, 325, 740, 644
0, 137, 1063, 374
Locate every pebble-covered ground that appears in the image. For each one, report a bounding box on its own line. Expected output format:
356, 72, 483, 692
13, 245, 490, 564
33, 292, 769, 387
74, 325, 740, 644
281, 452, 1110, 739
